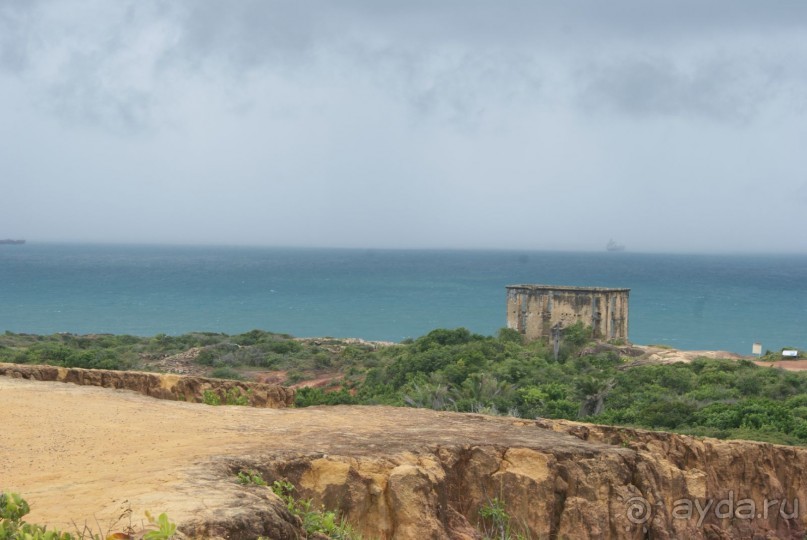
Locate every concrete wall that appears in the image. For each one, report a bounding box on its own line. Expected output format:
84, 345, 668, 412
506, 285, 629, 342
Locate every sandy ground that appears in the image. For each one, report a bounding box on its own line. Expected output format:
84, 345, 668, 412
0, 376, 577, 533
1, 377, 268, 530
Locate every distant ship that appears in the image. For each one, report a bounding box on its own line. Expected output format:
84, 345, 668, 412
606, 239, 625, 252
0, 239, 25, 245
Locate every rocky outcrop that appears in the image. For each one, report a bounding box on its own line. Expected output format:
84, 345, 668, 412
235, 420, 806, 539
2, 375, 805, 539
0, 362, 294, 407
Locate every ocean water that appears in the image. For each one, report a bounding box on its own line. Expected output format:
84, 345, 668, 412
1, 243, 806, 353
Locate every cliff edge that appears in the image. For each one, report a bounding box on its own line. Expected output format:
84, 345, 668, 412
0, 362, 295, 408
1, 375, 804, 539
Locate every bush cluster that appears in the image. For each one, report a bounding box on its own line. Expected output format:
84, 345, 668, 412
295, 325, 807, 445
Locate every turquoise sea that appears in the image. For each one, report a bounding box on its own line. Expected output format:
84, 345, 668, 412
1, 243, 806, 353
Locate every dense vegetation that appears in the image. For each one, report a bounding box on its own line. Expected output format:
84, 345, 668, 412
2, 326, 807, 446
0, 330, 362, 380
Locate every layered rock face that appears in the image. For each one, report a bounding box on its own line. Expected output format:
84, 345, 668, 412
1, 374, 805, 539
239, 421, 805, 539
0, 362, 294, 407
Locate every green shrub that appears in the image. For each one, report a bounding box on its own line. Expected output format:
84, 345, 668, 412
415, 328, 483, 350
210, 367, 243, 380
237, 469, 268, 486
562, 321, 592, 347
196, 343, 239, 366
203, 388, 251, 406
0, 492, 177, 540
224, 387, 251, 406
202, 390, 221, 406
496, 327, 523, 344
264, 340, 303, 354
477, 496, 529, 540
143, 511, 177, 540
269, 480, 360, 539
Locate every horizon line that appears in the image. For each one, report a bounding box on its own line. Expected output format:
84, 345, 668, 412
10, 239, 807, 257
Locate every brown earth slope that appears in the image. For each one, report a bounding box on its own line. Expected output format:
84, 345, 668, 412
0, 362, 295, 407
2, 375, 806, 539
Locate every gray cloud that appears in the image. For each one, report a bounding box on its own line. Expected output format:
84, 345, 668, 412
167, 1, 321, 72
1, 1, 807, 252
3, 1, 807, 130
575, 54, 792, 123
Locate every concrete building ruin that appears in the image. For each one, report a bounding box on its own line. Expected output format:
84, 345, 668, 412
506, 285, 630, 342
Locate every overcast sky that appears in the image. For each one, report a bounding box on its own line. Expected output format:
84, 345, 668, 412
1, 1, 806, 253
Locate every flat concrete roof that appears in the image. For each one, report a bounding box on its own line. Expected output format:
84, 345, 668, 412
507, 284, 630, 293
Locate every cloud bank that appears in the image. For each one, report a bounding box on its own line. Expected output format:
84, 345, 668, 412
1, 0, 806, 252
